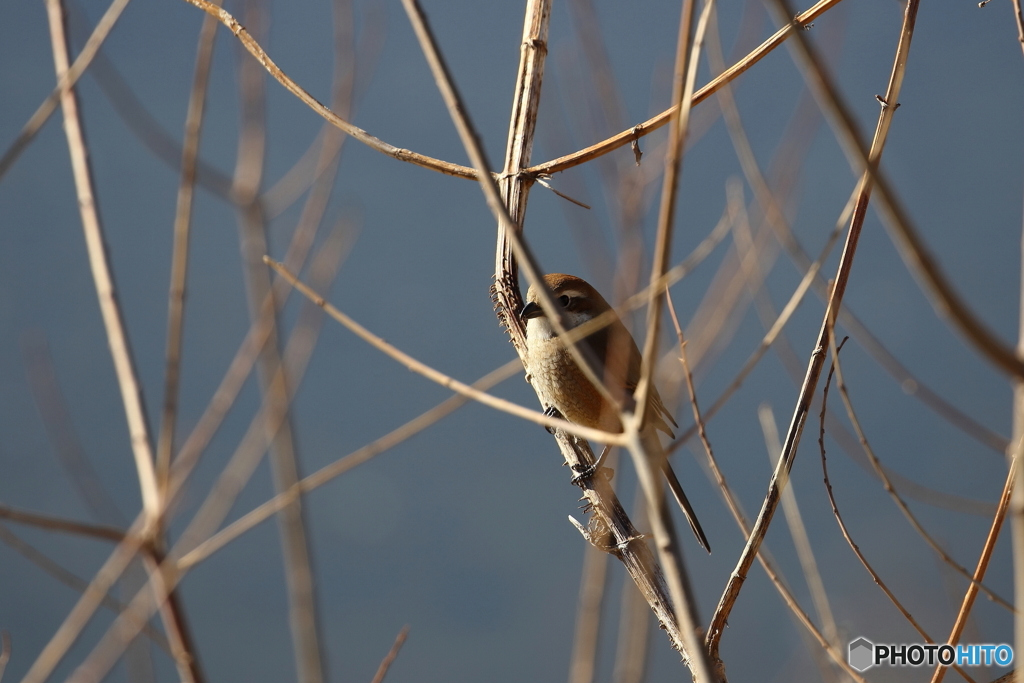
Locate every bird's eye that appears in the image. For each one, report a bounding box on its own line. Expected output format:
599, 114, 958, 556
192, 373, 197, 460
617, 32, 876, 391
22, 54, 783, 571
558, 295, 571, 307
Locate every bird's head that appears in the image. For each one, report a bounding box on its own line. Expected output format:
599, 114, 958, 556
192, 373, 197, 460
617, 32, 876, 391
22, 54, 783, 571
519, 274, 612, 339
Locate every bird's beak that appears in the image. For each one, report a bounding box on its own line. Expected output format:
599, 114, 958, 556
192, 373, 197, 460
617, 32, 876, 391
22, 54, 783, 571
519, 301, 544, 322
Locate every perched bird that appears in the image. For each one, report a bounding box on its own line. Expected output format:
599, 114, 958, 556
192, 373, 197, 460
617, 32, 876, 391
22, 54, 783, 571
519, 273, 710, 553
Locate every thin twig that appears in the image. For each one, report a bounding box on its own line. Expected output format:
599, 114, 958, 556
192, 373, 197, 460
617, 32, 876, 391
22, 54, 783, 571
0, 524, 170, 652
45, 0, 159, 527
178, 357, 525, 569
705, 0, 920, 657
231, 24, 325, 669
0, 631, 8, 683
526, 0, 843, 177
0, 0, 131, 182
568, 460, 614, 683
758, 405, 840, 673
0, 505, 125, 542
929, 464, 1016, 682
369, 626, 409, 683
44, 356, 525, 679
827, 334, 1013, 608
775, 0, 1024, 378
63, 220, 353, 683
623, 3, 716, 679
818, 339, 977, 683
20, 331, 127, 525
155, 0, 219, 493
265, 257, 623, 444
20, 515, 146, 683
180, 0, 477, 180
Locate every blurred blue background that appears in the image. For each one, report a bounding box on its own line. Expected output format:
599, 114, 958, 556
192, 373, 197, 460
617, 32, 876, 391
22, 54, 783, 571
1, 0, 1022, 681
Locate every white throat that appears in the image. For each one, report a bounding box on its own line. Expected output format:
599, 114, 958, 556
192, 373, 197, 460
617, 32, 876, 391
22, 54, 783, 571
525, 315, 556, 342
525, 309, 592, 343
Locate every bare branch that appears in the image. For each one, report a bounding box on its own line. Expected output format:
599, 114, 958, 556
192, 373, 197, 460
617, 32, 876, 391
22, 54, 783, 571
706, 0, 921, 656
369, 626, 409, 683
179, 0, 478, 180
526, 0, 844, 177
0, 0, 131, 182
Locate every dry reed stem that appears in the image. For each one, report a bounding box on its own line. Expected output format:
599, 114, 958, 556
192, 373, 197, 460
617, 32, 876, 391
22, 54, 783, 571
141, 550, 204, 683
757, 406, 840, 668
45, 0, 159, 528
827, 324, 1013, 607
181, 0, 477, 179
20, 515, 146, 683
20, 333, 127, 525
780, 0, 1024, 378
62, 225, 351, 683
669, 198, 847, 454
231, 2, 332, 678
1009, 11, 1024, 674
0, 524, 170, 653
0, 631, 8, 683
264, 258, 619, 443
0, 505, 126, 543
668, 287, 863, 680
568, 484, 613, 683
178, 357, 525, 568
0, 0, 131, 182
819, 341, 977, 683
707, 14, 1006, 465
929, 463, 1016, 682
611, 487, 653, 683
46, 356, 527, 678
705, 0, 919, 658
480, 0, 691, 658
46, 2, 204, 677
634, 0, 701, 423
369, 625, 409, 683
618, 2, 715, 678
230, 4, 325, 675
155, 1, 219, 494
526, 0, 843, 177
400, 0, 619, 418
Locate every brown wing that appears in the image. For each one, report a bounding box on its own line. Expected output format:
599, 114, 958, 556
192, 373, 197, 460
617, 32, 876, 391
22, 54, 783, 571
580, 315, 678, 438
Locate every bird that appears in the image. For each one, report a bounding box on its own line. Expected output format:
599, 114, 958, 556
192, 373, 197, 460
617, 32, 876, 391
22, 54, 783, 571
519, 273, 710, 553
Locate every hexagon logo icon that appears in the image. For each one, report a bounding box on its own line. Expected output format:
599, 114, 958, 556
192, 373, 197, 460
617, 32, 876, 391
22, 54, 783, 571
849, 637, 875, 672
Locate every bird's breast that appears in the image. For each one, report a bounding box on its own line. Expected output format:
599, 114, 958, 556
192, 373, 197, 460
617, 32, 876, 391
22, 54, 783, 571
525, 336, 619, 433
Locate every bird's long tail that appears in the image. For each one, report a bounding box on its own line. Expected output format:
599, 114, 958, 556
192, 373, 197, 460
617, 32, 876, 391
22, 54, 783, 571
662, 461, 711, 553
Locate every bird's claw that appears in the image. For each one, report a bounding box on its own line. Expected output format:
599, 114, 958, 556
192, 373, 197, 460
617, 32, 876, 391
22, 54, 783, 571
543, 406, 561, 434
